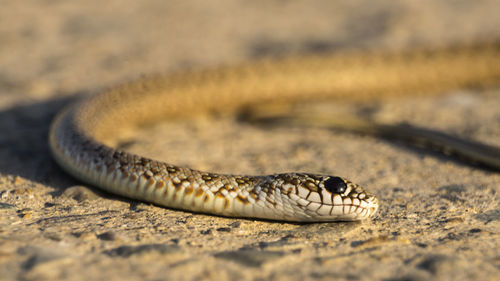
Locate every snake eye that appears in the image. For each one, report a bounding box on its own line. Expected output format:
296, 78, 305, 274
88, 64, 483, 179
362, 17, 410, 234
324, 177, 347, 194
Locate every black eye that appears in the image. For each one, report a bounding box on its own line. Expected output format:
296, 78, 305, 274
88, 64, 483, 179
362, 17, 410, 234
324, 177, 347, 194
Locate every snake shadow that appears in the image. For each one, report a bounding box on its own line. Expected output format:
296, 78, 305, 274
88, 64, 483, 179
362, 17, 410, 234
0, 94, 82, 191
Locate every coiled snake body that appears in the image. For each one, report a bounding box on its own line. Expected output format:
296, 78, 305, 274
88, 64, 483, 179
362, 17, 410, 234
49, 43, 500, 222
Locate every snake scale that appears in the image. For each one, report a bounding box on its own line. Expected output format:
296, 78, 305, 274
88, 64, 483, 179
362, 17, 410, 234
49, 42, 500, 222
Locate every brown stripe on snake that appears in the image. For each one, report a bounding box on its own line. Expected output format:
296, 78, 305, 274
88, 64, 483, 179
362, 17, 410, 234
49, 42, 500, 222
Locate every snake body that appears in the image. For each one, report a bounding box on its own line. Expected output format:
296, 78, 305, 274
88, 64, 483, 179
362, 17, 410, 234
49, 43, 500, 222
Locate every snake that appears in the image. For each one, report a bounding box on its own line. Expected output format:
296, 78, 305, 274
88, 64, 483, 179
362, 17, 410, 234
49, 42, 500, 222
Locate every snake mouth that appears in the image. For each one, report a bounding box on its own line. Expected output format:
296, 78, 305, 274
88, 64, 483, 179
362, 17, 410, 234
366, 201, 379, 217
335, 191, 379, 220
363, 195, 379, 218
368, 206, 378, 217
301, 194, 379, 221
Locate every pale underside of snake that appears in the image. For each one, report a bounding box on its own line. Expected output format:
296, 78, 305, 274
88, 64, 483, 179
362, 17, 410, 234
49, 42, 500, 222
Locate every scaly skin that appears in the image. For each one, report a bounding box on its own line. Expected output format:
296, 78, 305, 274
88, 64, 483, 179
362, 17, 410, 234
49, 42, 500, 222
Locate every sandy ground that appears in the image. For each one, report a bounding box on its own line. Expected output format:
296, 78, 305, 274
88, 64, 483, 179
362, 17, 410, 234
1, 1, 499, 280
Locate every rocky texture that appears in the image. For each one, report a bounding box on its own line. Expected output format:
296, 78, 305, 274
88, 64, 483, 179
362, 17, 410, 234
0, 1, 499, 280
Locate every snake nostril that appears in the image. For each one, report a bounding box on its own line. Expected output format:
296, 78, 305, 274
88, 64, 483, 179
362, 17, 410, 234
324, 177, 347, 194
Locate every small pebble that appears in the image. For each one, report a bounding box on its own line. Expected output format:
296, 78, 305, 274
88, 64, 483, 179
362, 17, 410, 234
73, 232, 96, 241
216, 227, 231, 232
104, 244, 180, 257
13, 176, 25, 185
97, 231, 120, 241
21, 213, 32, 219
214, 249, 285, 267
12, 187, 33, 195
229, 221, 241, 228
61, 186, 100, 202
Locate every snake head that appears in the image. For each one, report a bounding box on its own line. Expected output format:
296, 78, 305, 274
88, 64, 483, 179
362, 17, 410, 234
273, 173, 379, 222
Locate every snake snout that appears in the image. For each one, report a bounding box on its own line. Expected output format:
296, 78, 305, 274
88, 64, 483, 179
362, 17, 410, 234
289, 174, 380, 221
363, 194, 379, 218
338, 180, 379, 220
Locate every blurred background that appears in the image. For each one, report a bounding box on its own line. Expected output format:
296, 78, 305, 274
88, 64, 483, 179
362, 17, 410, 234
1, 1, 500, 280
2, 0, 500, 105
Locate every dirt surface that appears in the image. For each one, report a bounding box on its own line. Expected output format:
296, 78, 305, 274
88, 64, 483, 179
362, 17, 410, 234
1, 1, 499, 281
